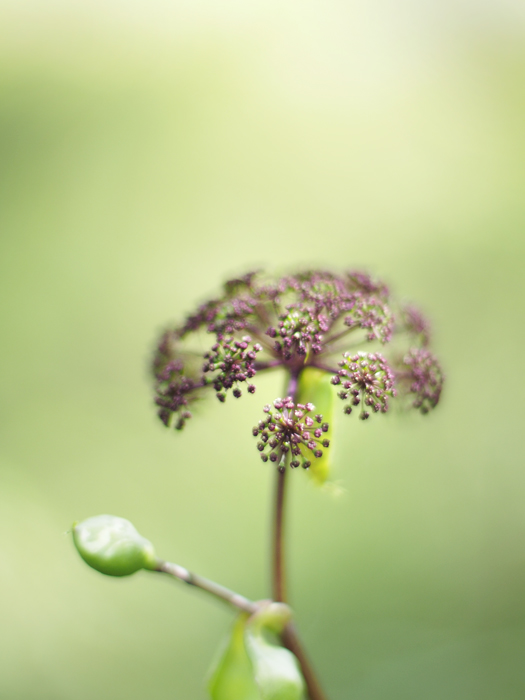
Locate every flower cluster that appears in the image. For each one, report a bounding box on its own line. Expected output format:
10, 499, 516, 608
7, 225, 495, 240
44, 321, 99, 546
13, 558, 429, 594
152, 331, 203, 430
253, 398, 329, 471
343, 296, 393, 343
400, 305, 430, 347
203, 336, 262, 401
152, 269, 444, 436
267, 309, 325, 359
331, 352, 396, 419
397, 348, 444, 413
154, 359, 199, 431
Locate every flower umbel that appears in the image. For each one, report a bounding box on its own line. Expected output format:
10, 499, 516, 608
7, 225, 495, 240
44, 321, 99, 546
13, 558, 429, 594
152, 269, 444, 442
203, 335, 262, 401
400, 304, 431, 347
253, 398, 330, 471
396, 348, 444, 413
331, 352, 396, 420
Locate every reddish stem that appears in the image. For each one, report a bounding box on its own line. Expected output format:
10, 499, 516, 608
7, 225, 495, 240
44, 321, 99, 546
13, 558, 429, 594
272, 369, 329, 700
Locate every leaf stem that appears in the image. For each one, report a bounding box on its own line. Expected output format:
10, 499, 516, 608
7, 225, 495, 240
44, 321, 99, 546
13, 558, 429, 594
156, 560, 259, 615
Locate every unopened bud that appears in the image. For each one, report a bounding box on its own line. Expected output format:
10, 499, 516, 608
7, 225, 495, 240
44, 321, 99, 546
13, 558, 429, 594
72, 515, 158, 577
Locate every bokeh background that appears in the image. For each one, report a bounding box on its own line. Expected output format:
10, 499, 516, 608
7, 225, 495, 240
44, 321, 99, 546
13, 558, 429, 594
1, 1, 525, 698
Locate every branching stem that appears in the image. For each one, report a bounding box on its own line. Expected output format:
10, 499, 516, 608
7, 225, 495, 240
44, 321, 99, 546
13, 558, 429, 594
157, 560, 258, 615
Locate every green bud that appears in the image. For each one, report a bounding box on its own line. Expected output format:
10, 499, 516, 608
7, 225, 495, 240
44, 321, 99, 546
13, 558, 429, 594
72, 515, 158, 577
247, 602, 292, 636
297, 367, 335, 485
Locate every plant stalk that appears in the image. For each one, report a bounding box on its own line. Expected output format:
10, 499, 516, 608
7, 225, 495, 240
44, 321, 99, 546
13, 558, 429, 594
157, 560, 258, 615
272, 368, 329, 700
272, 467, 287, 603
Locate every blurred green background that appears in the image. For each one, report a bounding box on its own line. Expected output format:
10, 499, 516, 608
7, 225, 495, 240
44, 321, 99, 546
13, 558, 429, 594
1, 1, 524, 698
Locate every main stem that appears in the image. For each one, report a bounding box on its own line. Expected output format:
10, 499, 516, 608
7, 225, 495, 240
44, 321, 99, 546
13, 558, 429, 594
273, 465, 287, 603
273, 369, 328, 700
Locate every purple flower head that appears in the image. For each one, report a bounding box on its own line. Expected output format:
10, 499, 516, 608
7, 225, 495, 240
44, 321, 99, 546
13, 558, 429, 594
396, 348, 444, 413
331, 352, 396, 420
203, 335, 261, 400
153, 336, 201, 430
252, 398, 329, 471
401, 304, 431, 347
345, 271, 389, 299
343, 296, 393, 343
151, 269, 443, 430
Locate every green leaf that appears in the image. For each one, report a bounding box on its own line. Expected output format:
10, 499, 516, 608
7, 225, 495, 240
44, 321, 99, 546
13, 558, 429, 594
72, 514, 158, 577
297, 367, 335, 485
245, 631, 304, 700
208, 614, 261, 700
209, 603, 305, 700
